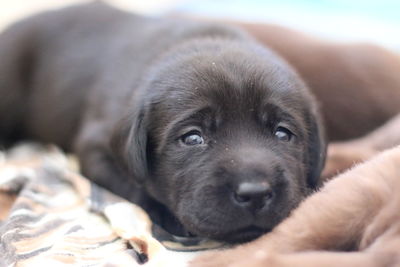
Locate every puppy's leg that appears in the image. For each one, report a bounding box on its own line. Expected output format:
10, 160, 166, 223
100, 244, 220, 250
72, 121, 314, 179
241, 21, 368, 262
227, 251, 397, 267
247, 233, 399, 267
323, 113, 400, 179
192, 248, 397, 267
74, 122, 142, 203
361, 192, 400, 252
191, 146, 400, 267
0, 21, 35, 145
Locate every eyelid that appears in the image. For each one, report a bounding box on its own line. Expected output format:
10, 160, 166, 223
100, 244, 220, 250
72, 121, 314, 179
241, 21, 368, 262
276, 123, 296, 137
177, 127, 203, 139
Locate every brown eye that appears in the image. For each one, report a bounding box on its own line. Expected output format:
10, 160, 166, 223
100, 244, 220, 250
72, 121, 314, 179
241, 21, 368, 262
274, 127, 293, 142
181, 131, 204, 146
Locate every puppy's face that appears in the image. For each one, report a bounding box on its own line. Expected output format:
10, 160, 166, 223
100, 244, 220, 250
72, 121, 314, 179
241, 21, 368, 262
115, 40, 325, 243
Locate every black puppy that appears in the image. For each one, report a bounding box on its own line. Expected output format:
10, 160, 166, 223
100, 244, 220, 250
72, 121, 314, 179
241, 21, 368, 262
0, 3, 325, 243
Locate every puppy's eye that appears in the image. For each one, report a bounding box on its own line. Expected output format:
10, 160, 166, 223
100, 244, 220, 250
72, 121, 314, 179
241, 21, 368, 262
181, 131, 204, 146
274, 127, 293, 142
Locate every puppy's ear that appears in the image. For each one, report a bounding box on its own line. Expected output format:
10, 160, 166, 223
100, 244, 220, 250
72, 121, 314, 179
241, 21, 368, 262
306, 109, 327, 189
110, 104, 148, 186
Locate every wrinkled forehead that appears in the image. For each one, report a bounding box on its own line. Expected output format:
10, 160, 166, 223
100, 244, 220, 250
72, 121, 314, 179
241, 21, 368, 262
147, 63, 310, 134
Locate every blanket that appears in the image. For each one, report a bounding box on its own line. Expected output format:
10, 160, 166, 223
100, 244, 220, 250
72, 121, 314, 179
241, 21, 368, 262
0, 144, 223, 266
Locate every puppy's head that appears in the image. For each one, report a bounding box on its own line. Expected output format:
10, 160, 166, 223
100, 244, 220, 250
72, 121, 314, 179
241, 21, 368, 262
113, 38, 325, 243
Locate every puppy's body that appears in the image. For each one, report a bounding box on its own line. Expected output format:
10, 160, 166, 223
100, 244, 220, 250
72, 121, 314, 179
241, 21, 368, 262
0, 3, 325, 242
1, 4, 237, 148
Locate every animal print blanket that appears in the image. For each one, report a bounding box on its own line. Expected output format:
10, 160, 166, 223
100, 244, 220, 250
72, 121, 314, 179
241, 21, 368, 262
0, 144, 223, 266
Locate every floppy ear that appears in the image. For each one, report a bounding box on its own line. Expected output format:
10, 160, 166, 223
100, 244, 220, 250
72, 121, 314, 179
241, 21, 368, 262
305, 109, 327, 189
110, 104, 148, 186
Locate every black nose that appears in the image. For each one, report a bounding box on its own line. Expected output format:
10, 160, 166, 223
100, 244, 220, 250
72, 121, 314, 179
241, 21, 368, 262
233, 182, 274, 211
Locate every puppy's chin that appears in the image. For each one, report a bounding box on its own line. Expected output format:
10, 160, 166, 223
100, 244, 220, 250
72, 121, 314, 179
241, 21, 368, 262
174, 208, 274, 243
177, 215, 271, 243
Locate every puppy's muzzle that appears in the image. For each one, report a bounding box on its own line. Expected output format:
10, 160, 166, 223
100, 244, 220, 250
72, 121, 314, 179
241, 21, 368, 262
217, 147, 282, 216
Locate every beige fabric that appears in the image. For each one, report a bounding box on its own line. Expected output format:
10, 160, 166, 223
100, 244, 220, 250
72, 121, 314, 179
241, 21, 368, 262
0, 144, 216, 266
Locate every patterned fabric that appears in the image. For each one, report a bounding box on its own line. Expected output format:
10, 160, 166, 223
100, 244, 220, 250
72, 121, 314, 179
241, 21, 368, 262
0, 144, 223, 266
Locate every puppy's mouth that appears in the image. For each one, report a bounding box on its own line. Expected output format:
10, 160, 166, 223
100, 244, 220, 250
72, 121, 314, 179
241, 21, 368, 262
165, 221, 268, 244
217, 226, 268, 243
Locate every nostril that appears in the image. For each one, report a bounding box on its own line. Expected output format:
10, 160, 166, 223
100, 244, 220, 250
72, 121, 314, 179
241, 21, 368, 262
233, 182, 273, 205
234, 193, 252, 203
261, 191, 274, 204
264, 191, 274, 200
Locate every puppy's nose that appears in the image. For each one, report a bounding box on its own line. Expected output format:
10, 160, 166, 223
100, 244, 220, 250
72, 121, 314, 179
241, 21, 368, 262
233, 182, 273, 211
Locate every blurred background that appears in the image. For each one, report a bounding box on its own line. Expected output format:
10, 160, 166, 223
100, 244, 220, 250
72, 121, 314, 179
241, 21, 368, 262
0, 0, 399, 51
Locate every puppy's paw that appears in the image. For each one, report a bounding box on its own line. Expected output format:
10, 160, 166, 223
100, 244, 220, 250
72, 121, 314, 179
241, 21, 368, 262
322, 142, 377, 180
190, 248, 245, 267
190, 248, 278, 267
